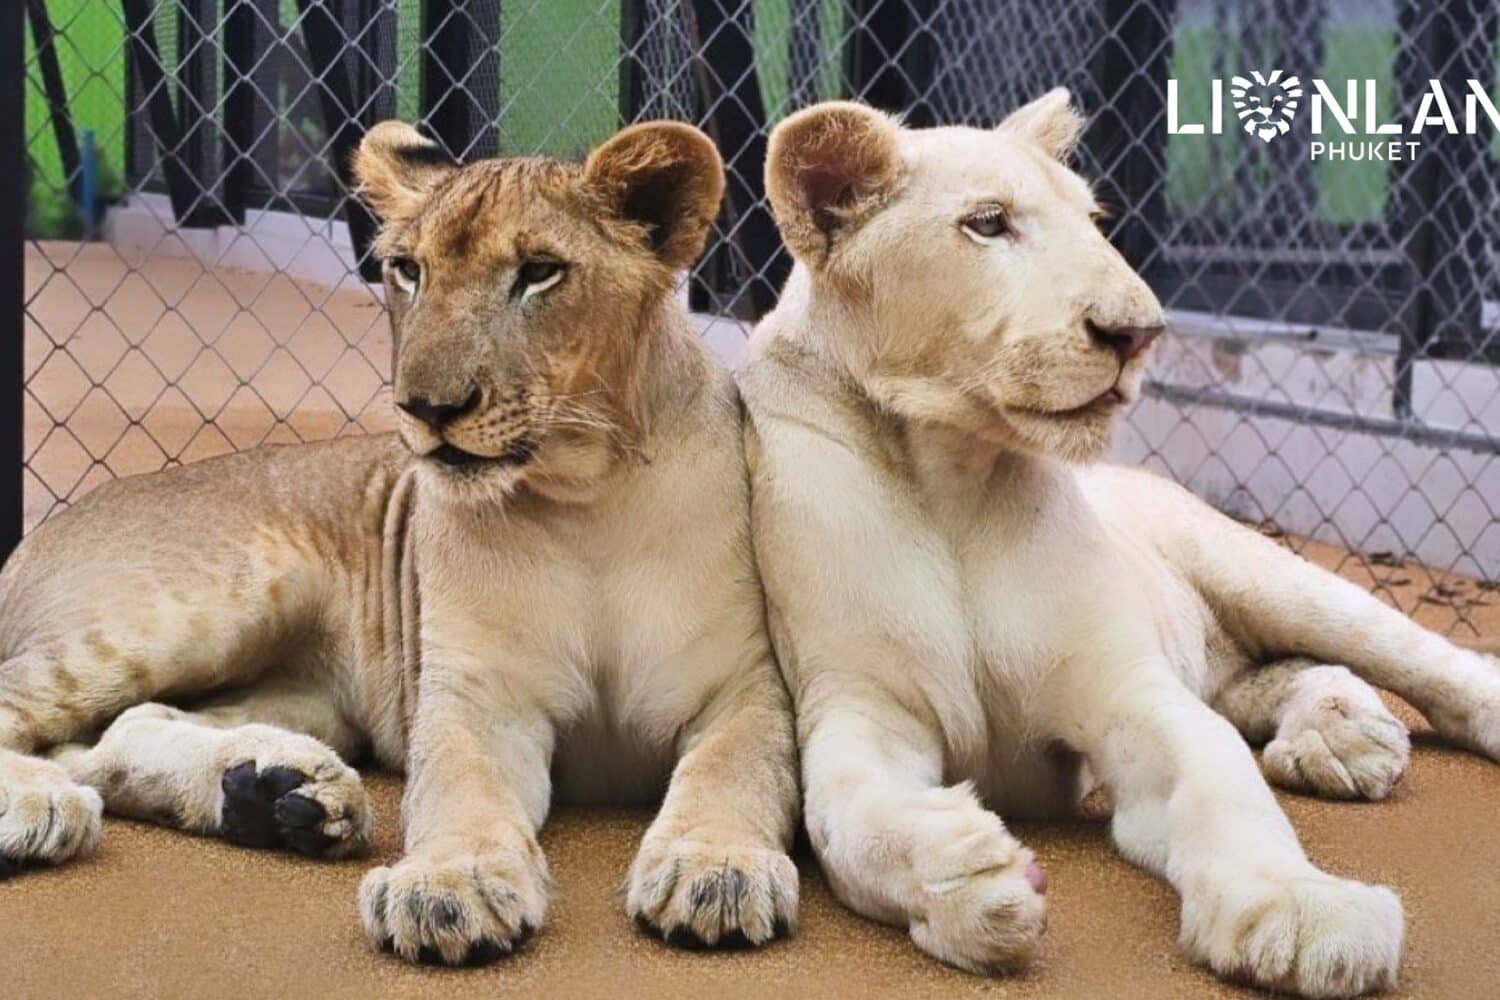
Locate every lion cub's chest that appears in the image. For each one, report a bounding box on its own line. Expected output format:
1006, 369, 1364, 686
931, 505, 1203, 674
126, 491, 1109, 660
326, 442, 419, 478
437, 472, 753, 802
914, 467, 1182, 814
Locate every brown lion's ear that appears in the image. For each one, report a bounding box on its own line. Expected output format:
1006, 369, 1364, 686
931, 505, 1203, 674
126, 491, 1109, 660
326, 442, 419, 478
999, 88, 1084, 162
352, 121, 457, 222
583, 122, 725, 270
766, 101, 902, 267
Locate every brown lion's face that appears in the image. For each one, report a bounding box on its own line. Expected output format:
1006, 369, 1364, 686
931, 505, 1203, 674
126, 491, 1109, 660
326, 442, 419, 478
353, 121, 724, 504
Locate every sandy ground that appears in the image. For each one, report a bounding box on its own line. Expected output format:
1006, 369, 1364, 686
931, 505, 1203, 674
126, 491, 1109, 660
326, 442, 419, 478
5, 746, 1500, 1000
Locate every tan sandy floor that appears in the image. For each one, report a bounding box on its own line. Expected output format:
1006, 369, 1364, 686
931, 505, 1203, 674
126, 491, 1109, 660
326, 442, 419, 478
5, 747, 1499, 1000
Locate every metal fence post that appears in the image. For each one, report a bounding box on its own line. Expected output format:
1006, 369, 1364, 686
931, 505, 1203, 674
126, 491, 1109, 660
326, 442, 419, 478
618, 0, 648, 124
1, 0, 22, 560
689, 0, 788, 317
295, 0, 382, 279
220, 0, 262, 224
845, 0, 934, 124
121, 0, 213, 227
178, 0, 234, 226
25, 0, 83, 209
1092, 0, 1175, 273
421, 0, 500, 159
1392, 0, 1498, 419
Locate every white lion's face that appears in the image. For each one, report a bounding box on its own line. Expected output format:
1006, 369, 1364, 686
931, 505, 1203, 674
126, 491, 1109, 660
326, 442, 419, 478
1231, 70, 1303, 143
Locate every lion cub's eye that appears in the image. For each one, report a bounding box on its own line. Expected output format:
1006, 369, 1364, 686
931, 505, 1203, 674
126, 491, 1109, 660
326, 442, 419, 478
961, 208, 1012, 244
513, 259, 567, 302
386, 257, 421, 294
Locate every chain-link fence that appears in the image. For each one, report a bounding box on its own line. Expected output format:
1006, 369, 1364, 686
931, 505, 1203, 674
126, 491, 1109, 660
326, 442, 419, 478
12, 0, 1500, 636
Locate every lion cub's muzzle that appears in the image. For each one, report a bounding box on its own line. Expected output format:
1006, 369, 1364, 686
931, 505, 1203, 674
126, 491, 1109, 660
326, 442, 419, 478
395, 384, 537, 471
1086, 320, 1161, 366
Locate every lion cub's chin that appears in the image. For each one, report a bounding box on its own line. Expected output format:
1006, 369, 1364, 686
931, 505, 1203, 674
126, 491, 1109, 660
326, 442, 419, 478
414, 457, 530, 507
412, 430, 619, 508
1000, 402, 1124, 465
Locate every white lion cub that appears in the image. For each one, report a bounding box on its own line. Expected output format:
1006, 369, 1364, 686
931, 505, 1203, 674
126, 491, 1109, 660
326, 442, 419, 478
739, 92, 1500, 998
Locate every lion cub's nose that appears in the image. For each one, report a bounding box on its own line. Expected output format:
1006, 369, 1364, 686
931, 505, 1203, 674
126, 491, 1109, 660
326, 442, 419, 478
396, 386, 482, 430
1088, 321, 1163, 364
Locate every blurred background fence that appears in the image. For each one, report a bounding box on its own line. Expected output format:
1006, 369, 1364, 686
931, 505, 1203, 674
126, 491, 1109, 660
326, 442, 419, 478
8, 0, 1500, 636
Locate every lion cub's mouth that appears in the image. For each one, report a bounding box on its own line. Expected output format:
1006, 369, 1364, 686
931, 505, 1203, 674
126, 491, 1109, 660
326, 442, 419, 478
1015, 386, 1128, 422
426, 439, 537, 470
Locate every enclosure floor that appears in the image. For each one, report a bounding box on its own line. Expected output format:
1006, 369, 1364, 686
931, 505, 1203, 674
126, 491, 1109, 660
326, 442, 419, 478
1, 548, 1497, 1000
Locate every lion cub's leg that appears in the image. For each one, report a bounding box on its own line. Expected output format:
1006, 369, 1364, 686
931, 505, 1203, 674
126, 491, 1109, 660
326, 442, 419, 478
1173, 499, 1500, 761
1215, 659, 1409, 801
799, 694, 1046, 974
357, 658, 552, 965
52, 675, 371, 857
626, 659, 799, 947
0, 527, 329, 873
1071, 666, 1402, 998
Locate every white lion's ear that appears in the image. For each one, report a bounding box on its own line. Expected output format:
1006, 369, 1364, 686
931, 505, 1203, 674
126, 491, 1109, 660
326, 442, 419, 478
999, 88, 1084, 162
766, 101, 903, 267
353, 121, 457, 222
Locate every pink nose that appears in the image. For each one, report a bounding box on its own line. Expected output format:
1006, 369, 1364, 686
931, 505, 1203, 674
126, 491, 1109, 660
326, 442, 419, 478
1088, 321, 1163, 363
1026, 861, 1048, 894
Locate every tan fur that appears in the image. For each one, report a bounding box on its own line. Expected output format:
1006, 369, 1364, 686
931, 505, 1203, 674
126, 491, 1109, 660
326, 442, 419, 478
0, 122, 797, 963
743, 94, 1500, 997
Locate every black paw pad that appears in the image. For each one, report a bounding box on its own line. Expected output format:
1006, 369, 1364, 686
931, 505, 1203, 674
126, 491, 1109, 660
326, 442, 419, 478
384, 935, 524, 967
637, 916, 758, 952
414, 940, 513, 967
220, 761, 333, 856
661, 925, 756, 950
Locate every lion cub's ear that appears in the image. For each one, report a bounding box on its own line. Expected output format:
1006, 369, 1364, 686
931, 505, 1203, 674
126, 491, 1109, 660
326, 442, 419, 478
999, 88, 1085, 162
353, 121, 458, 221
583, 122, 725, 271
765, 101, 903, 266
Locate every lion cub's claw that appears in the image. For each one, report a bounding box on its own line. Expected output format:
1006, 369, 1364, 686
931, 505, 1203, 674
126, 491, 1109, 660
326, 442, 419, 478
0, 753, 102, 874
359, 849, 549, 966
627, 837, 798, 948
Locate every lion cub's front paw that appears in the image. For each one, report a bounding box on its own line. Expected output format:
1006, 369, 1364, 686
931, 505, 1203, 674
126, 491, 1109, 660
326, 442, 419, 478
627, 835, 798, 947
1181, 868, 1402, 998
905, 785, 1047, 975
359, 843, 550, 965
0, 752, 102, 875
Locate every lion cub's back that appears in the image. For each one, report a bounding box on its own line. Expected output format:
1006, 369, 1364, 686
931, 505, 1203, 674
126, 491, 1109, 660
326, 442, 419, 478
0, 433, 408, 652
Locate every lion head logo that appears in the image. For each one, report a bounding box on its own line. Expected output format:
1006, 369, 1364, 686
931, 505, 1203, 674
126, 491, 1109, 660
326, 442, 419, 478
1231, 70, 1302, 143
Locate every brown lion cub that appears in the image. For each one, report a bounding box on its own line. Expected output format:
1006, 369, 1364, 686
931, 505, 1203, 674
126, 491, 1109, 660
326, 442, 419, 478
0, 121, 799, 962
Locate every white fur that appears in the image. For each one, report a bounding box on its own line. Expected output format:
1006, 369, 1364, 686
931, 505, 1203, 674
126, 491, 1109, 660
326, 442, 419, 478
742, 93, 1500, 997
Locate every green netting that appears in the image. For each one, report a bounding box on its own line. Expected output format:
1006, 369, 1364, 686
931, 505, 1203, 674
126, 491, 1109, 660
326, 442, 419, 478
498, 0, 619, 155
25, 0, 127, 237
